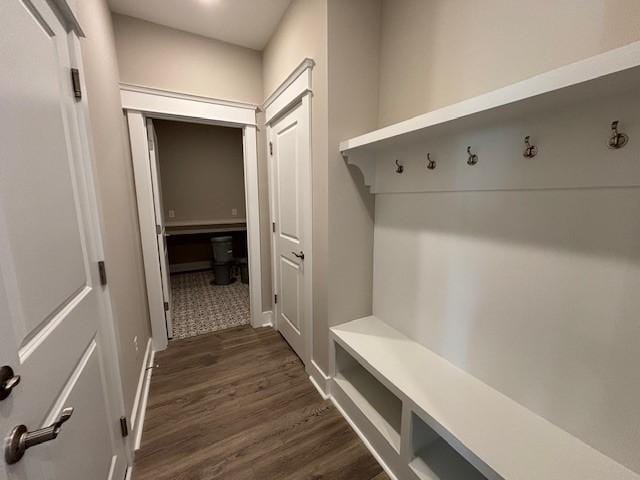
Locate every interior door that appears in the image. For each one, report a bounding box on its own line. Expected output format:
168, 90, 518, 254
0, 1, 125, 478
269, 102, 308, 362
146, 119, 173, 339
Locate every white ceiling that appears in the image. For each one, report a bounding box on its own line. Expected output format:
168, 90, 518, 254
108, 0, 292, 50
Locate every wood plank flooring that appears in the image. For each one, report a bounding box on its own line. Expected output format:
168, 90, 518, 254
133, 325, 389, 480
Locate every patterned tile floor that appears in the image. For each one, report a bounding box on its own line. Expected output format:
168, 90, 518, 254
170, 270, 250, 340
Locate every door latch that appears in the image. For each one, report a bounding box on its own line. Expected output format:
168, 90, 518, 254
0, 366, 20, 401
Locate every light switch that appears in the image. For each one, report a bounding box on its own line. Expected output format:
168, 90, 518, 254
231, 208, 238, 216
168, 209, 175, 218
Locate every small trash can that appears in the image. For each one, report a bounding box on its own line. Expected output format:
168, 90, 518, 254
239, 258, 249, 284
211, 236, 234, 263
212, 262, 233, 285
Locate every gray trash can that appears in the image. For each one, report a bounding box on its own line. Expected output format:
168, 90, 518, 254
239, 258, 249, 284
211, 236, 233, 263
212, 262, 233, 285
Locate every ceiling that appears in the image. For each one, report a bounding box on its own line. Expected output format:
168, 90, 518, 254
108, 0, 292, 50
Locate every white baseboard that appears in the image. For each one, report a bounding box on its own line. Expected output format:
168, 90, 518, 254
257, 310, 273, 328
169, 261, 211, 273
308, 359, 330, 399
130, 338, 155, 451
330, 389, 399, 480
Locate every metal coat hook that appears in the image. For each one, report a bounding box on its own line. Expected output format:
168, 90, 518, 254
608, 121, 628, 149
466, 146, 478, 166
395, 159, 404, 174
426, 153, 436, 170
523, 135, 538, 158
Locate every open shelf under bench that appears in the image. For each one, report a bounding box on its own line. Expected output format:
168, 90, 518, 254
330, 316, 639, 480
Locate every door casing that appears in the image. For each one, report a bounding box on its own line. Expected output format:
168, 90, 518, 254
122, 85, 264, 351
265, 60, 314, 369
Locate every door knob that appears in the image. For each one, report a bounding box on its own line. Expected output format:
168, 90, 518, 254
0, 366, 21, 401
5, 407, 74, 465
292, 251, 305, 260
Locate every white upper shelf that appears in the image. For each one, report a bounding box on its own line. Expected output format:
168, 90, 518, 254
340, 41, 640, 154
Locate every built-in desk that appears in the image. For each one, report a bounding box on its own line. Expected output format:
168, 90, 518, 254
164, 219, 247, 236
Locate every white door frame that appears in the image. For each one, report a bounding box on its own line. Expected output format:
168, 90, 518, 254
264, 59, 315, 367
121, 84, 263, 351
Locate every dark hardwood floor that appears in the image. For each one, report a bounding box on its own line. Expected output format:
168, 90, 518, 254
133, 325, 389, 480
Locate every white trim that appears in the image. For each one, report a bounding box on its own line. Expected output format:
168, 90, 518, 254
123, 87, 265, 344
127, 111, 168, 351
242, 125, 263, 328
134, 347, 154, 451
330, 393, 400, 480
121, 85, 257, 127
263, 58, 315, 110
165, 218, 246, 227
264, 59, 315, 124
168, 261, 211, 274
121, 83, 258, 111
260, 310, 273, 327
130, 339, 153, 441
308, 360, 330, 399
124, 467, 133, 480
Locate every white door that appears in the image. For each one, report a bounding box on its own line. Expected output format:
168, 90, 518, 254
0, 1, 126, 479
146, 120, 173, 338
269, 101, 310, 363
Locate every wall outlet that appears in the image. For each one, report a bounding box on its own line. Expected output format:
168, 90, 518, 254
168, 209, 175, 218
133, 336, 139, 353
231, 208, 238, 216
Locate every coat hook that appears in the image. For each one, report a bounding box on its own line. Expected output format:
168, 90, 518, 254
523, 135, 538, 158
426, 153, 436, 170
608, 121, 629, 149
395, 159, 404, 174
466, 146, 478, 166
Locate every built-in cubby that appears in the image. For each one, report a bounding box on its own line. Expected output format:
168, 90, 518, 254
333, 343, 402, 452
409, 413, 496, 480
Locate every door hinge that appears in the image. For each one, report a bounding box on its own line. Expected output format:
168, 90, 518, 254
147, 128, 154, 151
98, 261, 108, 286
120, 416, 129, 437
272, 222, 276, 233
164, 301, 169, 312
269, 141, 273, 155
274, 294, 278, 304
156, 224, 162, 235
70, 68, 82, 101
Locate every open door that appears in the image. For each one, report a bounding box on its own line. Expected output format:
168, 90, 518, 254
146, 119, 173, 339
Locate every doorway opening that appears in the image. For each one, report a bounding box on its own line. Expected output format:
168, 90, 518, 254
151, 119, 251, 339
122, 85, 263, 351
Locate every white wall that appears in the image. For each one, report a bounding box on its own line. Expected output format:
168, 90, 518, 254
378, 0, 640, 127
76, 0, 151, 419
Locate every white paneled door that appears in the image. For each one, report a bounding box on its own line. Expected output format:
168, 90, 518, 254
269, 100, 310, 363
146, 119, 172, 338
0, 1, 126, 479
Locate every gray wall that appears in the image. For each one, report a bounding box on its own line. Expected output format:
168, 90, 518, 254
76, 0, 151, 419
154, 120, 246, 224
378, 0, 640, 127
112, 14, 263, 104
112, 14, 272, 311
263, 0, 330, 368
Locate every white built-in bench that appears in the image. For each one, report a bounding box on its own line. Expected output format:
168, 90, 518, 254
330, 316, 640, 480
